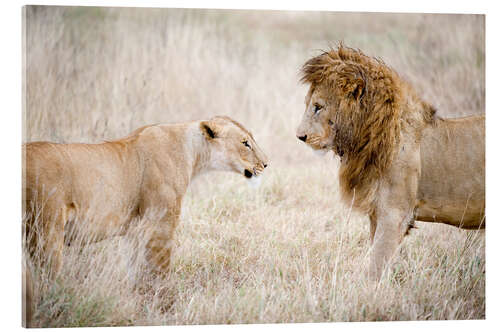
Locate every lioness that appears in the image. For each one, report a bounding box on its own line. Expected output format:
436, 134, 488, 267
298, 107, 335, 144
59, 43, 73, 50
296, 45, 485, 279
23, 116, 268, 277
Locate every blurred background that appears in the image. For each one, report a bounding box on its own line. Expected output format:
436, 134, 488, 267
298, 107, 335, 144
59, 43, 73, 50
24, 6, 484, 165
23, 6, 485, 326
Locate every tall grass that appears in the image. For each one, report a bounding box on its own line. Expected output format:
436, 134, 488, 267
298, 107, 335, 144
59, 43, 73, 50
23, 6, 485, 326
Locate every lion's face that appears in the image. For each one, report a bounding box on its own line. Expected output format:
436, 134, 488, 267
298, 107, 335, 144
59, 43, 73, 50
296, 86, 336, 156
201, 117, 268, 182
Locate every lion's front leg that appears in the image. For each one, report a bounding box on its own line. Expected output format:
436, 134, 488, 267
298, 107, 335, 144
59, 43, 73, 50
368, 144, 420, 280
369, 209, 406, 280
369, 209, 416, 280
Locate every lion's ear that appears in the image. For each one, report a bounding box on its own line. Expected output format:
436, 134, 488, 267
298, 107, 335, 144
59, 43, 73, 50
200, 121, 218, 139
342, 77, 365, 101
352, 78, 365, 100
341, 66, 365, 101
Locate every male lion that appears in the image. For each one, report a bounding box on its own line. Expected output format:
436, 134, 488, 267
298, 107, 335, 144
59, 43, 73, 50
23, 116, 268, 278
296, 45, 485, 279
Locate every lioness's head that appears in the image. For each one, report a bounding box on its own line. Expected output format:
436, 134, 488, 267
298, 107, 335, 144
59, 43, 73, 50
200, 116, 268, 183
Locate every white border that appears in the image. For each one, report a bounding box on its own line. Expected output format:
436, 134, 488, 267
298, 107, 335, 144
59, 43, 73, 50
2, 1, 498, 332
2, 0, 492, 13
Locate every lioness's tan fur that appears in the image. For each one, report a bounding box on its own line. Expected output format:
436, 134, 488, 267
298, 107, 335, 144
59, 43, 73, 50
296, 45, 485, 279
23, 116, 268, 279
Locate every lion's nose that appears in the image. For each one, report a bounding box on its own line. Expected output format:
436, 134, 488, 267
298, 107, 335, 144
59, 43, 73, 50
263, 163, 268, 168
297, 135, 307, 142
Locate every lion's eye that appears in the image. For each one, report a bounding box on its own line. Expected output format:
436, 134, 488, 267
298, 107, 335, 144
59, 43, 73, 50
313, 103, 323, 114
242, 140, 251, 149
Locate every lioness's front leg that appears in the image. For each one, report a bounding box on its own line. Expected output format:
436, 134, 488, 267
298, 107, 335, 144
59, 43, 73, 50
145, 225, 175, 276
140, 191, 182, 278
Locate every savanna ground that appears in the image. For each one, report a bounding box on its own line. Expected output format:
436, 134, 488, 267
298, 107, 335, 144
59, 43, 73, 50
23, 6, 485, 326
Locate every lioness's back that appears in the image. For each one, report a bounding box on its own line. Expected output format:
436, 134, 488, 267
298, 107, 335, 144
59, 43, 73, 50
24, 141, 144, 220
24, 142, 71, 206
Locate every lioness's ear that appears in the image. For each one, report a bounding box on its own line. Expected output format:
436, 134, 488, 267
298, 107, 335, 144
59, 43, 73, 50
200, 121, 217, 139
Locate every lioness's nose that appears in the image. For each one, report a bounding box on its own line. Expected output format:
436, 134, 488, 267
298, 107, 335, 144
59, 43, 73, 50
263, 163, 268, 168
297, 135, 307, 142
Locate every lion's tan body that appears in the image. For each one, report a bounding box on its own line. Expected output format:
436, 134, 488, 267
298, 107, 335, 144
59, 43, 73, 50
416, 116, 485, 228
23, 116, 268, 278
296, 45, 485, 279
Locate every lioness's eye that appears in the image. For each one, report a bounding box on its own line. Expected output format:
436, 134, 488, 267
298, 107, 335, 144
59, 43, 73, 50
243, 140, 251, 149
313, 103, 323, 114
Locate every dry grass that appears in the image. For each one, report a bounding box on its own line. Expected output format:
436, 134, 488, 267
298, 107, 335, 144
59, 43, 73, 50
23, 6, 485, 327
